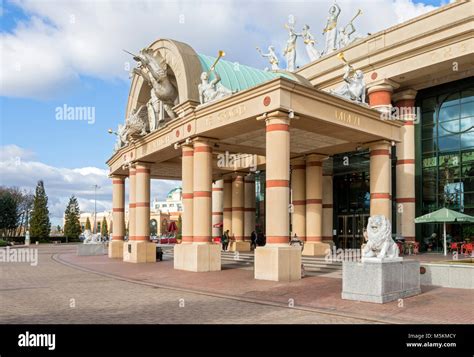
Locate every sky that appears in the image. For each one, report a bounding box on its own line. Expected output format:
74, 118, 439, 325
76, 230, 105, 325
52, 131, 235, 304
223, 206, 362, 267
0, 0, 447, 225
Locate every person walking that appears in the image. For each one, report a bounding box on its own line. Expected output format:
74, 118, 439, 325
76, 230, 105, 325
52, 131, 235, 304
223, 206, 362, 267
221, 230, 230, 251
250, 230, 257, 250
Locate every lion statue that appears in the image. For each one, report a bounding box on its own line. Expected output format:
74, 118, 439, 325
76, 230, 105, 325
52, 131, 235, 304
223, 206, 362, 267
362, 215, 399, 259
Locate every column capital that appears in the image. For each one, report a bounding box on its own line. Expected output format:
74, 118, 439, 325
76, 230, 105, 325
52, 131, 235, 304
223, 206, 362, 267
366, 79, 400, 94
109, 174, 127, 180
135, 161, 152, 169
306, 153, 328, 163
368, 140, 392, 152
392, 89, 418, 104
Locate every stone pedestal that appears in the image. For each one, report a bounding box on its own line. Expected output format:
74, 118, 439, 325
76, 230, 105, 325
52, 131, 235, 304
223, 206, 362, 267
77, 243, 107, 256
302, 241, 332, 256
174, 243, 221, 272
108, 240, 124, 259
229, 240, 251, 252
254, 245, 301, 282
123, 241, 156, 263
342, 259, 421, 303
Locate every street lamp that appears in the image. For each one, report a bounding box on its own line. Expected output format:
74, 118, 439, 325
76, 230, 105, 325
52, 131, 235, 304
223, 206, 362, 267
92, 184, 101, 234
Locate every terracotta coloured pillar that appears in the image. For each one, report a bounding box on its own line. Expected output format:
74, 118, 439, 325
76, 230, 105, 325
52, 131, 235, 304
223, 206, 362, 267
181, 145, 194, 244
322, 173, 334, 245
223, 177, 232, 234
212, 180, 224, 242
123, 162, 155, 263
291, 158, 306, 241
243, 174, 255, 247
108, 175, 125, 258
369, 141, 392, 220
367, 79, 399, 115
128, 166, 136, 241
394, 89, 417, 242
254, 111, 301, 281
229, 175, 250, 251
303, 154, 329, 256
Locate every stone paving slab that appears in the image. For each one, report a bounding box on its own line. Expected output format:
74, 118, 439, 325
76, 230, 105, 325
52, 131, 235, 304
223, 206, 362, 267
52, 245, 474, 324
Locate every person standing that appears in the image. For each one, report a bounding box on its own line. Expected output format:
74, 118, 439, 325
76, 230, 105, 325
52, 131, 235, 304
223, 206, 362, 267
250, 230, 257, 250
222, 230, 230, 251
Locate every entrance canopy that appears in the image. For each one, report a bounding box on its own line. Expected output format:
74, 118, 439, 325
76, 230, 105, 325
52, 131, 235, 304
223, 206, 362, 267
107, 39, 402, 179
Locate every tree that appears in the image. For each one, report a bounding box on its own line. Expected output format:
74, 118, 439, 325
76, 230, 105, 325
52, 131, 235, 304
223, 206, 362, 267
29, 181, 51, 239
57, 225, 62, 233
0, 189, 17, 237
100, 217, 108, 237
64, 196, 81, 240
85, 217, 91, 231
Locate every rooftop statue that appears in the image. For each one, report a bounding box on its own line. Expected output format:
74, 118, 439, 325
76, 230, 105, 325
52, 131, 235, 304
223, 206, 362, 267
338, 9, 363, 49
127, 48, 178, 125
111, 123, 128, 152
283, 22, 302, 71
256, 46, 280, 71
362, 215, 400, 260
302, 24, 321, 62
322, 2, 341, 55
330, 52, 366, 103
198, 51, 233, 104
124, 105, 149, 141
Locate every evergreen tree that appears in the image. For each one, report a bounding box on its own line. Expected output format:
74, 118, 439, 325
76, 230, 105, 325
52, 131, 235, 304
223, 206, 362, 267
85, 217, 91, 231
29, 181, 51, 239
64, 196, 81, 240
100, 217, 108, 237
0, 189, 18, 237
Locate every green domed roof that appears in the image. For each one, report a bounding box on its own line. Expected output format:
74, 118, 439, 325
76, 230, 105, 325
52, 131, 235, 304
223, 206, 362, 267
167, 187, 182, 199
198, 53, 293, 92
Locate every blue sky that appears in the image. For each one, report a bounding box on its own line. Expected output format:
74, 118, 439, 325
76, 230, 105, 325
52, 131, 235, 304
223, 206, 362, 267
0, 0, 442, 223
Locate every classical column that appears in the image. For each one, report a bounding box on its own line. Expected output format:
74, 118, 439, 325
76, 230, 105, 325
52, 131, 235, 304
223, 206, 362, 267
303, 154, 329, 256
369, 141, 392, 219
291, 158, 306, 241
394, 89, 417, 242
223, 178, 232, 234
230, 175, 250, 251
181, 145, 194, 244
367, 79, 399, 115
128, 166, 136, 241
108, 175, 125, 258
175, 139, 221, 272
212, 180, 224, 242
322, 173, 334, 245
255, 111, 301, 281
244, 174, 256, 244
123, 162, 155, 263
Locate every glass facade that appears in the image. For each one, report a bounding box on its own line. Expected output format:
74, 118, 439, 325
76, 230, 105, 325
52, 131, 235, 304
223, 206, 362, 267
416, 78, 474, 246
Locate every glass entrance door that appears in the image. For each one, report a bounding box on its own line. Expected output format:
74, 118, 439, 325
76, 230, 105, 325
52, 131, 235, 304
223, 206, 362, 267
337, 214, 369, 249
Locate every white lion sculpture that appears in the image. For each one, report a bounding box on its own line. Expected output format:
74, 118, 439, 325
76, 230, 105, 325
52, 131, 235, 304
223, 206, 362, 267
83, 229, 101, 244
362, 215, 399, 259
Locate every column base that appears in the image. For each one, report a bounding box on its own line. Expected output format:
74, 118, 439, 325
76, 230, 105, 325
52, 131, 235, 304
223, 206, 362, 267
108, 240, 124, 259
174, 243, 221, 272
123, 241, 156, 263
302, 241, 333, 256
228, 241, 251, 252
254, 245, 301, 282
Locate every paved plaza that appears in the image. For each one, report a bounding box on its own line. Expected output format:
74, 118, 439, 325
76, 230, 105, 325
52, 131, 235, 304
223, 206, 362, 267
1, 244, 472, 324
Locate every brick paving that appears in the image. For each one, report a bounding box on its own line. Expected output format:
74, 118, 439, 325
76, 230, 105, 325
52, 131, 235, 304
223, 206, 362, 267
1, 244, 472, 324
0, 245, 366, 324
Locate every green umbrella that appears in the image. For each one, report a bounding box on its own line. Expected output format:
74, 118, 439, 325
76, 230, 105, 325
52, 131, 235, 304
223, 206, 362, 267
415, 207, 474, 256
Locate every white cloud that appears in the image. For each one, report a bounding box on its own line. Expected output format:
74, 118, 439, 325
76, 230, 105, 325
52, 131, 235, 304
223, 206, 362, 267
0, 145, 179, 225
1, 0, 438, 99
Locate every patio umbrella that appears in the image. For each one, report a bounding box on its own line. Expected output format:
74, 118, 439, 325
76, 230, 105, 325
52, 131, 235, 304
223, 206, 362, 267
414, 207, 474, 256
168, 221, 178, 232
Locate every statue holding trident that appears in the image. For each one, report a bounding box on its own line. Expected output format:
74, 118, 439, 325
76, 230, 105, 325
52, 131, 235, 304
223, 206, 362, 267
283, 21, 302, 71
302, 24, 321, 62
322, 2, 341, 55
256, 46, 280, 71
